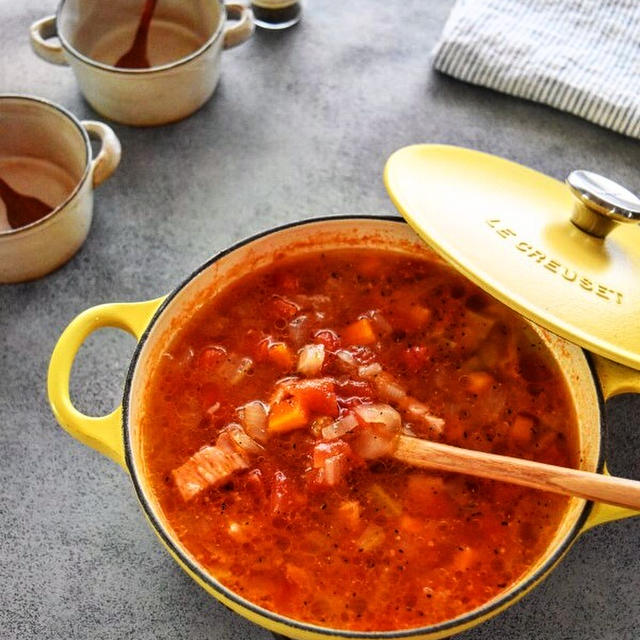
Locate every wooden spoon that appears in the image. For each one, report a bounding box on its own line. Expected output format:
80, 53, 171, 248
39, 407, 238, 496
394, 434, 640, 510
115, 0, 158, 69
0, 177, 53, 229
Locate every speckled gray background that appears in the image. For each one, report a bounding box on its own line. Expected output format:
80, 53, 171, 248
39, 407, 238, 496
1, 1, 639, 639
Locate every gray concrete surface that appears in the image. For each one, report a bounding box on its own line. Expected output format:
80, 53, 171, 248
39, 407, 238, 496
1, 1, 639, 638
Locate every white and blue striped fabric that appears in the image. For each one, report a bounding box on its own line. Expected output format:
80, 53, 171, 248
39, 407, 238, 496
433, 0, 640, 139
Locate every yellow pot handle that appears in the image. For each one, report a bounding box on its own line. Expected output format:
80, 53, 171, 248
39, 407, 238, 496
47, 298, 165, 468
581, 355, 640, 531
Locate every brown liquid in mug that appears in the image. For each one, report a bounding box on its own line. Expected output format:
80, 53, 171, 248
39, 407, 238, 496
115, 0, 158, 69
0, 177, 53, 229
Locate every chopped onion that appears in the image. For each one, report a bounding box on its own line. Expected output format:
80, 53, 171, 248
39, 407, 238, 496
354, 403, 401, 435
205, 402, 221, 419
311, 415, 334, 438
352, 430, 396, 459
358, 363, 382, 378
220, 423, 263, 456
219, 355, 254, 385
352, 403, 401, 459
239, 400, 268, 443
297, 343, 325, 377
401, 422, 417, 436
322, 412, 358, 440
371, 372, 407, 403
288, 315, 308, 347
335, 349, 356, 369
403, 399, 445, 433
233, 357, 253, 385
269, 376, 298, 404
322, 455, 345, 486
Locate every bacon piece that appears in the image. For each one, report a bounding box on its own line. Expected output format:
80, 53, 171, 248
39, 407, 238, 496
172, 424, 261, 501
172, 445, 248, 501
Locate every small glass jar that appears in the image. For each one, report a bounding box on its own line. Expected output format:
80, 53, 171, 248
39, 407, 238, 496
250, 1, 302, 30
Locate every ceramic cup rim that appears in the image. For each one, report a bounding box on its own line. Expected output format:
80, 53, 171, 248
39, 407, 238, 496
55, 0, 226, 75
0, 94, 91, 238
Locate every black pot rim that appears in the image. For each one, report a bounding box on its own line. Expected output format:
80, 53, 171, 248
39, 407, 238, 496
122, 214, 604, 639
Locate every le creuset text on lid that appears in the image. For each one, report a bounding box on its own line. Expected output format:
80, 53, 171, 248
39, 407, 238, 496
384, 144, 640, 371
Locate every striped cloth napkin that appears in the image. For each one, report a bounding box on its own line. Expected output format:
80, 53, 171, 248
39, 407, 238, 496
433, 0, 640, 139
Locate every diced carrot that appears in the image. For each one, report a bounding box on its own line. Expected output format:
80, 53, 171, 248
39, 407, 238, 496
462, 371, 495, 394
268, 342, 294, 370
268, 397, 310, 433
275, 377, 340, 417
294, 380, 339, 416
342, 318, 377, 346
511, 413, 536, 446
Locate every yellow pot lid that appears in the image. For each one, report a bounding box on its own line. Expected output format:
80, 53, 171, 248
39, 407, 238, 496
384, 144, 640, 370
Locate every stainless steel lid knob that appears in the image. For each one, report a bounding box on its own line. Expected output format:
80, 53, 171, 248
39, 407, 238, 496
567, 170, 640, 238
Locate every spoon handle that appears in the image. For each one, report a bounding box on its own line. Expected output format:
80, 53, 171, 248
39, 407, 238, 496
394, 435, 640, 510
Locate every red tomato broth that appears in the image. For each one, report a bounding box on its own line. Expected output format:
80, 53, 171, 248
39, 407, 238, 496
140, 249, 579, 631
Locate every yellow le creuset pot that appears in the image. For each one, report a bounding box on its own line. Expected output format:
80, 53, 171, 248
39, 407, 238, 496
48, 146, 640, 639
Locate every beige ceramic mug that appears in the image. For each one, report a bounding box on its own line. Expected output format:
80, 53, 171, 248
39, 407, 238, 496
0, 95, 121, 283
30, 0, 254, 126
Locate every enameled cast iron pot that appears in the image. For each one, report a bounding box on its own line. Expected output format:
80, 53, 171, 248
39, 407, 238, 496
48, 214, 640, 639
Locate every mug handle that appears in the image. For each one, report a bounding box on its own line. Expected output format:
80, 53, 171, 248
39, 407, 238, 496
223, 3, 254, 50
581, 355, 640, 531
29, 15, 68, 66
47, 298, 165, 468
81, 121, 122, 188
